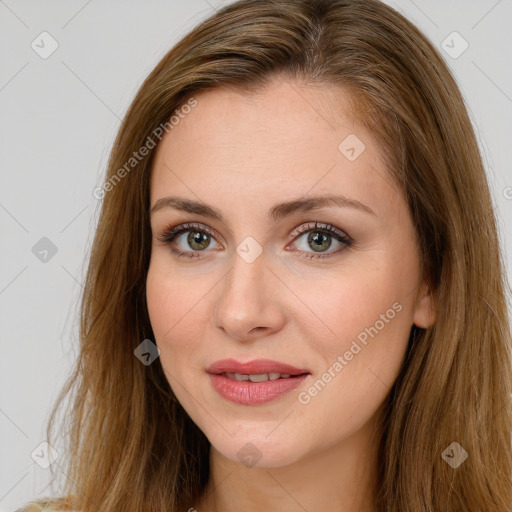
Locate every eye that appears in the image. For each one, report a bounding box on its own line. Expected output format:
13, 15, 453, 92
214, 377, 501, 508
155, 221, 352, 260
156, 222, 221, 259
287, 221, 352, 260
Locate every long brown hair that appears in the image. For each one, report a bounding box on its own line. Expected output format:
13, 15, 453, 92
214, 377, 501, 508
19, 0, 512, 510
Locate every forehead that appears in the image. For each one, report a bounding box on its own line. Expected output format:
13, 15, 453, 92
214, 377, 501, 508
149, 79, 399, 219
159, 80, 360, 154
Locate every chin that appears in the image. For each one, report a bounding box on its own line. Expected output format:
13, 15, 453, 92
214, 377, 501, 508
206, 426, 309, 468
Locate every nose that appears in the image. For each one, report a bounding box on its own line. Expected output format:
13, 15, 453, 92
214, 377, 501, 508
212, 247, 286, 341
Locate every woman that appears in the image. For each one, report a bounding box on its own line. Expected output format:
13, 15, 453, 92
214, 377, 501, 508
16, 0, 512, 510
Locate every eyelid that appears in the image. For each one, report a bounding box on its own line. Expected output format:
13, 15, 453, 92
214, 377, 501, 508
156, 220, 352, 259
288, 221, 351, 243
157, 221, 350, 242
156, 222, 223, 245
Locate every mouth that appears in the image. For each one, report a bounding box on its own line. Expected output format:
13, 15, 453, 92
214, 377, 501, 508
206, 358, 311, 405
219, 372, 308, 382
206, 358, 310, 377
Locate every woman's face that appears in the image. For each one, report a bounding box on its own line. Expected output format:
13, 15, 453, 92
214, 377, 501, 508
146, 78, 434, 467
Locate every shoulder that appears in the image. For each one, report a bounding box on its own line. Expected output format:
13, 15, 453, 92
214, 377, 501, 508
14, 503, 49, 512
14, 500, 78, 512
14, 505, 53, 512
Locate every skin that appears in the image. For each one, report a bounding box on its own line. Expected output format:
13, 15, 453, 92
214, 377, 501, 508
146, 77, 435, 512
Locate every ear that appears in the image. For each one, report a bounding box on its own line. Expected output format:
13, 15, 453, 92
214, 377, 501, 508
413, 279, 436, 328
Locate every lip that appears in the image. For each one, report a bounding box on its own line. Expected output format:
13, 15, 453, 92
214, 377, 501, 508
206, 358, 311, 405
208, 373, 309, 405
206, 358, 310, 376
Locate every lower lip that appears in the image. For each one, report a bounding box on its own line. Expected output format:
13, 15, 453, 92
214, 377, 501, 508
208, 373, 309, 405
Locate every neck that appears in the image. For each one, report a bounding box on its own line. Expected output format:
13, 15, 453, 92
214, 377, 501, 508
195, 411, 382, 512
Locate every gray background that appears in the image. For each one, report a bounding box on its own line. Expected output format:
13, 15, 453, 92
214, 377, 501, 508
1, 0, 511, 510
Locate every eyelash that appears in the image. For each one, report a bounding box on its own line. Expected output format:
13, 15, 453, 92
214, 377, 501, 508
155, 221, 353, 261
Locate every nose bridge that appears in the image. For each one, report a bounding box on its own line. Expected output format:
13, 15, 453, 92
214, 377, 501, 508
220, 245, 268, 310
213, 243, 283, 337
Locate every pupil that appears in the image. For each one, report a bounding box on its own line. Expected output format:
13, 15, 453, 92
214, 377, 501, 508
188, 231, 210, 250
185, 231, 332, 253
308, 232, 331, 252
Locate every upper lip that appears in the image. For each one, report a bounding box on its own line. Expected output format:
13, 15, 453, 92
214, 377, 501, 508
206, 358, 310, 376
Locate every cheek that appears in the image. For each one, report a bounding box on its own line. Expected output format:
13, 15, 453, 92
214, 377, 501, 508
291, 257, 414, 408
293, 261, 410, 353
145, 262, 207, 359
293, 293, 410, 451
146, 263, 214, 409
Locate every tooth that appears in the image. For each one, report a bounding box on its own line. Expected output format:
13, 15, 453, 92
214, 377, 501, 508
248, 373, 269, 382
268, 372, 281, 380
234, 373, 249, 381
281, 374, 291, 378
225, 372, 236, 379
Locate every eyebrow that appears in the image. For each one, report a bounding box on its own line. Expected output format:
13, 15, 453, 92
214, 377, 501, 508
149, 194, 376, 222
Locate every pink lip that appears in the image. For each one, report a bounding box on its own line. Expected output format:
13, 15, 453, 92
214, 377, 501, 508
206, 358, 310, 405
206, 358, 310, 376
